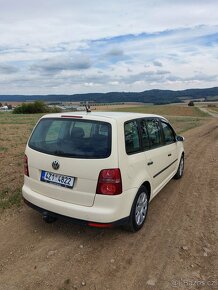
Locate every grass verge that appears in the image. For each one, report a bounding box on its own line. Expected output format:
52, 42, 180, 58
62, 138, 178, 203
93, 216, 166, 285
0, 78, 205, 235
112, 105, 210, 117
0, 189, 22, 209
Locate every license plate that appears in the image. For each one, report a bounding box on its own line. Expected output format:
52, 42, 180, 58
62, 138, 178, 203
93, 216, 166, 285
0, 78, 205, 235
41, 170, 74, 188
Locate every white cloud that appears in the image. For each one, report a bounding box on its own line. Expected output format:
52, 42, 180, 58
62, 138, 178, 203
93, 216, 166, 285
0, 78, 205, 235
30, 55, 92, 74
0, 0, 218, 94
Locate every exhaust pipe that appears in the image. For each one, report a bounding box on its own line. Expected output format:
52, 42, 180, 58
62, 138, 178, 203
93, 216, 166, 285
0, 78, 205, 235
42, 211, 57, 223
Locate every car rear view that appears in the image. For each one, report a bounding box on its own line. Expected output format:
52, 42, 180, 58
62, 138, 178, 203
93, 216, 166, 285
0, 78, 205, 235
23, 111, 184, 231
22, 113, 124, 225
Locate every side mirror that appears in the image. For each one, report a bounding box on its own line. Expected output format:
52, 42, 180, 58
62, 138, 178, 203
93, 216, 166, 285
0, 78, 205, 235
176, 136, 185, 142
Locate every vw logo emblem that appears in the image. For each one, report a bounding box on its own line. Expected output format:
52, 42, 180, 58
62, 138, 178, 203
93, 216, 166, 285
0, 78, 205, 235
52, 160, 60, 170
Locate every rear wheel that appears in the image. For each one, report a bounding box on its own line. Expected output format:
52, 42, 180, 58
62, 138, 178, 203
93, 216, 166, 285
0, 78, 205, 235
174, 155, 184, 179
126, 186, 149, 232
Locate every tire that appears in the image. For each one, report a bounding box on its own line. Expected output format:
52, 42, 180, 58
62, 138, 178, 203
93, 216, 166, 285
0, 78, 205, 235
125, 186, 149, 232
174, 154, 184, 179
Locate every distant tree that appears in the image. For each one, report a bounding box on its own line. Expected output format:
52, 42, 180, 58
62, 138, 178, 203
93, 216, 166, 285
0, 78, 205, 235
8, 104, 12, 110
0, 102, 2, 107
188, 101, 194, 106
13, 101, 62, 114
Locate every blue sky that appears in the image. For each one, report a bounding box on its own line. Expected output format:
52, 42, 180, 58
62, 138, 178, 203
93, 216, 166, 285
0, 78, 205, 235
0, 0, 218, 94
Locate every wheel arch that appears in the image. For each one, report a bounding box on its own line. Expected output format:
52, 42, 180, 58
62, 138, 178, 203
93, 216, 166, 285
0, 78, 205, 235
141, 181, 151, 202
180, 151, 185, 162
125, 181, 151, 232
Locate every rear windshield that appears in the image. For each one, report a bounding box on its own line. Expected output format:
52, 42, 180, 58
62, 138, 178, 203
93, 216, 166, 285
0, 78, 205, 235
29, 118, 112, 159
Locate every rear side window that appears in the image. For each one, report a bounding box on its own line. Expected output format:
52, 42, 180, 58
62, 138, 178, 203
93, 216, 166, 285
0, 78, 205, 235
161, 121, 176, 144
146, 119, 162, 149
124, 120, 140, 154
29, 118, 111, 159
140, 119, 150, 150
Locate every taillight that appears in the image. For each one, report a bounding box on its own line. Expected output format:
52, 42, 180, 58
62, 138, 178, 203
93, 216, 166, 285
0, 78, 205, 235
24, 155, 29, 176
96, 168, 122, 195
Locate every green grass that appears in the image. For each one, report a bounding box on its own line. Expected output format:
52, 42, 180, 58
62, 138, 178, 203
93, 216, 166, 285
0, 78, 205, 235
0, 146, 8, 152
192, 107, 210, 117
111, 104, 210, 117
208, 107, 218, 113
0, 189, 22, 209
166, 116, 209, 134
0, 112, 43, 124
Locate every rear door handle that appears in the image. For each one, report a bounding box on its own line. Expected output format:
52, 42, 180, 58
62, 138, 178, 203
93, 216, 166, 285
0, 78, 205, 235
168, 153, 172, 157
147, 161, 153, 166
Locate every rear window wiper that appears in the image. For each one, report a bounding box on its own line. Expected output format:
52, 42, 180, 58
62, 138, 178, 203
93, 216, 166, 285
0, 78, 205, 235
53, 150, 70, 156
53, 150, 81, 157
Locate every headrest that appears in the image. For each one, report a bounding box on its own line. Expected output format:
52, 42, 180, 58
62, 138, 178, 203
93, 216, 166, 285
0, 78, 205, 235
70, 127, 85, 138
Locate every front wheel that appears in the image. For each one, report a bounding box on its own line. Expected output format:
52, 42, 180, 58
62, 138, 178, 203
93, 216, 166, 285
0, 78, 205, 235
174, 155, 184, 179
125, 186, 149, 232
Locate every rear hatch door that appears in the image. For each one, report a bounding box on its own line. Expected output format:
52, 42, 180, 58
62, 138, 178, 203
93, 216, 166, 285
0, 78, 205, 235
26, 116, 117, 207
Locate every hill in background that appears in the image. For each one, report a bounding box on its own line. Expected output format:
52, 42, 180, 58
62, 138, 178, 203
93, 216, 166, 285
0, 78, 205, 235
0, 87, 218, 104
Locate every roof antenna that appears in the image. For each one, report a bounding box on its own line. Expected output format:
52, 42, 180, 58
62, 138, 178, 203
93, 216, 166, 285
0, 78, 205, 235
85, 101, 91, 113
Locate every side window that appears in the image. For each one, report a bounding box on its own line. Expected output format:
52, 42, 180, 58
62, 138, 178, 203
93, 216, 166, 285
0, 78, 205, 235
161, 121, 176, 145
124, 120, 140, 154
146, 119, 161, 149
140, 119, 150, 150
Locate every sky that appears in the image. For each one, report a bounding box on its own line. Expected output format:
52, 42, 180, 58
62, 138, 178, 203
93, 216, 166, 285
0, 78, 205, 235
0, 0, 218, 95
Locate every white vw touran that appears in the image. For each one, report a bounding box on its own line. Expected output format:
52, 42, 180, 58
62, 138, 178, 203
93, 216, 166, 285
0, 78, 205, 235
22, 111, 184, 231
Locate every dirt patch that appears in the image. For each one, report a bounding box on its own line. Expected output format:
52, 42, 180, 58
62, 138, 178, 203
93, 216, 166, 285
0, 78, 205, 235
0, 119, 217, 289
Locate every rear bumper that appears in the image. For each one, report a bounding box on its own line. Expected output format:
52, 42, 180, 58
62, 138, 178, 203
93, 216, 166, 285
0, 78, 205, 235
23, 197, 128, 227
22, 184, 135, 225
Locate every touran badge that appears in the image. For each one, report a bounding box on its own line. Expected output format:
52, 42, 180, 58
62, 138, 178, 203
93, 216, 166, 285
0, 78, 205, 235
52, 160, 60, 170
